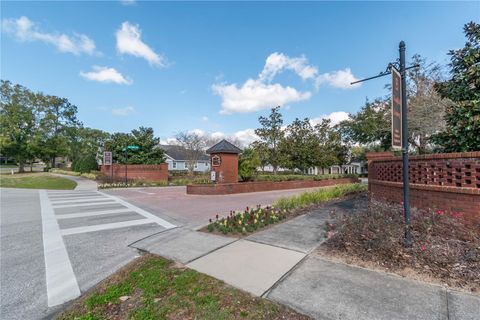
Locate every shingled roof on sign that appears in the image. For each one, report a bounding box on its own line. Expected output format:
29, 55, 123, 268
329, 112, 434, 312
206, 139, 242, 154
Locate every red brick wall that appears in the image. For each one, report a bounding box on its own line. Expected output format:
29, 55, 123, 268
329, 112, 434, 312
211, 152, 239, 184
100, 164, 168, 182
367, 152, 480, 223
187, 178, 360, 195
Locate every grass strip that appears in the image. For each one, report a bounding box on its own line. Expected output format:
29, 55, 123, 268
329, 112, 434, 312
58, 254, 310, 320
274, 183, 366, 210
0, 173, 77, 190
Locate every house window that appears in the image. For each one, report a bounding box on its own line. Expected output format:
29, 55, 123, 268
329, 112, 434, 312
172, 162, 177, 169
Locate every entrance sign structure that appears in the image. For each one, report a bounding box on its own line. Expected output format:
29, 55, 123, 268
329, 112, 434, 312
103, 151, 113, 182
206, 139, 242, 184
351, 41, 418, 247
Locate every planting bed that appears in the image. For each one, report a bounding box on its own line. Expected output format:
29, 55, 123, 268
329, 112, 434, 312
320, 200, 480, 293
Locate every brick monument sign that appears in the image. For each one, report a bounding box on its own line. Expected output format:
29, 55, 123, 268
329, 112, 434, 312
206, 139, 242, 184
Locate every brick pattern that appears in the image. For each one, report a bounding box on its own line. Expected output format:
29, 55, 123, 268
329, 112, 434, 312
210, 152, 239, 184
187, 178, 360, 195
369, 155, 480, 189
100, 164, 168, 182
367, 152, 480, 224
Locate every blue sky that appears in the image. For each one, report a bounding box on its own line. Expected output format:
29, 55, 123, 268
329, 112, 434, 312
1, 1, 478, 145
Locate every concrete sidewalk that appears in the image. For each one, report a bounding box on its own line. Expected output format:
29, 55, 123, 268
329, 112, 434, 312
51, 173, 98, 191
134, 195, 479, 320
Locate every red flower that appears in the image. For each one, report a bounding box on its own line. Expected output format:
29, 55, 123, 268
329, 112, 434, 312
437, 210, 444, 216
421, 245, 427, 251
209, 219, 212, 223
451, 211, 463, 219
216, 214, 219, 220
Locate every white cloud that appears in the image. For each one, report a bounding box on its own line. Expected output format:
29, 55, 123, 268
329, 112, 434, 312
259, 52, 318, 82
316, 68, 360, 89
1, 16, 96, 55
213, 79, 311, 114
80, 66, 132, 85
111, 106, 136, 116
310, 111, 350, 126
201, 116, 209, 122
232, 128, 259, 146
213, 52, 361, 114
116, 21, 165, 66
120, 0, 136, 5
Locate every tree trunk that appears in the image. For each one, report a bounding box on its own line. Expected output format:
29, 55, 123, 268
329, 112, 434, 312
51, 157, 56, 169
18, 160, 25, 173
30, 161, 33, 172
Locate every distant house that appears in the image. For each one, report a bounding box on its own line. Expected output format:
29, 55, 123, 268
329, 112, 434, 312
307, 161, 367, 175
159, 145, 210, 172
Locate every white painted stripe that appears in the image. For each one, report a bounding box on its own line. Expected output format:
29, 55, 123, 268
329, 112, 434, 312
51, 197, 110, 204
39, 190, 81, 307
48, 191, 97, 195
48, 195, 103, 200
53, 201, 117, 208
56, 208, 134, 219
99, 191, 176, 229
61, 218, 154, 236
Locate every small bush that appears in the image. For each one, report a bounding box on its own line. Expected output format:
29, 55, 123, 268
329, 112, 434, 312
72, 155, 98, 173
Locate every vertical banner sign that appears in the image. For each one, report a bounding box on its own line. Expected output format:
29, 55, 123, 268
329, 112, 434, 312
391, 67, 402, 150
103, 151, 112, 165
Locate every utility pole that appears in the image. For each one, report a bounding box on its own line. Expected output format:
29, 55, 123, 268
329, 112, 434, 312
351, 41, 417, 248
124, 145, 128, 185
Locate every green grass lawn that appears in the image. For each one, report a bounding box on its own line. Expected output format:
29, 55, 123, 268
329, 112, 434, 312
59, 255, 310, 320
0, 173, 77, 190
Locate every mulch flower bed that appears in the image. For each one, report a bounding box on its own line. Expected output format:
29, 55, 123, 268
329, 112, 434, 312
206, 205, 288, 235
320, 200, 480, 293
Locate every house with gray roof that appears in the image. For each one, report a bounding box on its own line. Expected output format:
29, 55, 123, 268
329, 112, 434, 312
159, 145, 210, 172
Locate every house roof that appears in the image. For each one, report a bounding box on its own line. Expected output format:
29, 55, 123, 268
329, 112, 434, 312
159, 145, 209, 161
206, 139, 242, 154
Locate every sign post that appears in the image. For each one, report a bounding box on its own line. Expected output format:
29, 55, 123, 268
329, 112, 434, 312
399, 41, 412, 247
103, 151, 113, 182
350, 41, 416, 247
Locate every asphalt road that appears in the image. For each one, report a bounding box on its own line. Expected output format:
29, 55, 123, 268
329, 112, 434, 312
1, 185, 339, 319
0, 188, 175, 319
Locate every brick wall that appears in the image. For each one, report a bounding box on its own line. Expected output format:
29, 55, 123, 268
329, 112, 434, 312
100, 163, 168, 182
367, 151, 480, 223
187, 178, 359, 195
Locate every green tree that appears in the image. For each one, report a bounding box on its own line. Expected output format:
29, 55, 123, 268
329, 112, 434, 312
68, 127, 110, 164
0, 80, 37, 172
105, 127, 165, 164
281, 118, 319, 173
337, 98, 391, 151
431, 21, 480, 152
36, 94, 80, 168
238, 147, 261, 181
314, 119, 345, 168
254, 106, 285, 174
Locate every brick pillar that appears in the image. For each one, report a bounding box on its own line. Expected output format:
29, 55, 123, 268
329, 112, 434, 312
210, 152, 239, 184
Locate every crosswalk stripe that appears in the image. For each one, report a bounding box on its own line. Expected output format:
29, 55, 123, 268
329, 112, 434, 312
52, 200, 118, 208
39, 190, 81, 307
61, 218, 155, 236
56, 208, 134, 219
99, 192, 176, 229
51, 197, 110, 204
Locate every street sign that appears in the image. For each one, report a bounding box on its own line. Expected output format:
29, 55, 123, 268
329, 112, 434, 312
122, 145, 140, 151
210, 171, 216, 181
391, 66, 402, 150
103, 151, 112, 165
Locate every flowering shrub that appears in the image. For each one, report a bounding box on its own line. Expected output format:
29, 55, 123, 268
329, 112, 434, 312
207, 205, 288, 234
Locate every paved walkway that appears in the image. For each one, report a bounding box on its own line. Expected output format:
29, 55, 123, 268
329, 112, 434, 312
51, 173, 98, 190
134, 195, 479, 320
